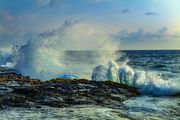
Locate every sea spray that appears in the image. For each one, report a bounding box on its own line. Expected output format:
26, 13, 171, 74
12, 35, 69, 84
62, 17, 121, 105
92, 61, 119, 83
92, 60, 180, 95
6, 20, 119, 80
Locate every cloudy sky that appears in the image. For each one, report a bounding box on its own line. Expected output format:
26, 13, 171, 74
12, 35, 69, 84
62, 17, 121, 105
0, 0, 180, 50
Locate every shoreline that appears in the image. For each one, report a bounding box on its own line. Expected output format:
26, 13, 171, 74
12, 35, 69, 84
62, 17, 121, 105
0, 72, 179, 109
0, 72, 141, 109
0, 71, 179, 120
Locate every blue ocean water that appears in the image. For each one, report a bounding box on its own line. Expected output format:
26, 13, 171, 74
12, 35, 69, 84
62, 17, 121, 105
120, 50, 180, 79
117, 50, 180, 94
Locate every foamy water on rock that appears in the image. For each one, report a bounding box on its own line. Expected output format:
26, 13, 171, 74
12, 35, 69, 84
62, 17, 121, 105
122, 96, 180, 120
0, 106, 133, 120
0, 99, 179, 120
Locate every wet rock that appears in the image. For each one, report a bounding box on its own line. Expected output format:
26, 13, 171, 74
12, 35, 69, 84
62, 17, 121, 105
0, 86, 14, 93
0, 73, 140, 108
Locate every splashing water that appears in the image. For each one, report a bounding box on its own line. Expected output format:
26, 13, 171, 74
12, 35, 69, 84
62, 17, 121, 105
3, 20, 119, 80
92, 60, 180, 96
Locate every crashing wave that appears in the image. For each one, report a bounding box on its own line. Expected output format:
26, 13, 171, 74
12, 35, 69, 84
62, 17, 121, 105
92, 60, 180, 96
92, 61, 119, 83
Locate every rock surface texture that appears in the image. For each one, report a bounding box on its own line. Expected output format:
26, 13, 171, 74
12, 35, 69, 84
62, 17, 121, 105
0, 73, 140, 109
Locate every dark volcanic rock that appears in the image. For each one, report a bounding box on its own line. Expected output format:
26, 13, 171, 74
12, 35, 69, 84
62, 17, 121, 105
0, 73, 140, 108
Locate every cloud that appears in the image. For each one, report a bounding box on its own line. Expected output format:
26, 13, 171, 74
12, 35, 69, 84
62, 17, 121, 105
145, 12, 159, 16
114, 27, 180, 50
121, 9, 131, 14
114, 27, 169, 43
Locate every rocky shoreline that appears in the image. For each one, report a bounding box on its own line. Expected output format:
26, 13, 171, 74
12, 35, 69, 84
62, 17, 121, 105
0, 72, 141, 109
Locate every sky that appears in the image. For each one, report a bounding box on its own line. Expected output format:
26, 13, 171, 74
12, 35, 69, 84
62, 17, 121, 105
0, 0, 180, 50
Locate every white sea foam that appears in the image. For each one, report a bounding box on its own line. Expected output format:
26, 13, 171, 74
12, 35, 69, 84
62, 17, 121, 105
92, 60, 180, 95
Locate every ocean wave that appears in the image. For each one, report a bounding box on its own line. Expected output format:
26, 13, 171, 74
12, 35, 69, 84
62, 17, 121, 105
92, 60, 180, 96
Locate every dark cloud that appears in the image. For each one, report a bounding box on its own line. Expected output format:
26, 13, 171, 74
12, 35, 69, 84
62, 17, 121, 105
121, 9, 131, 14
145, 12, 159, 16
114, 27, 168, 43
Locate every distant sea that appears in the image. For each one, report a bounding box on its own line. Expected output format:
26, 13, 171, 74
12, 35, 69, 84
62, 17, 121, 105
120, 50, 180, 80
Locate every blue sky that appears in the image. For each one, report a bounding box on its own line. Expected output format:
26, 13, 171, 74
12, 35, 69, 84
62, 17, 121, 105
0, 0, 180, 50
